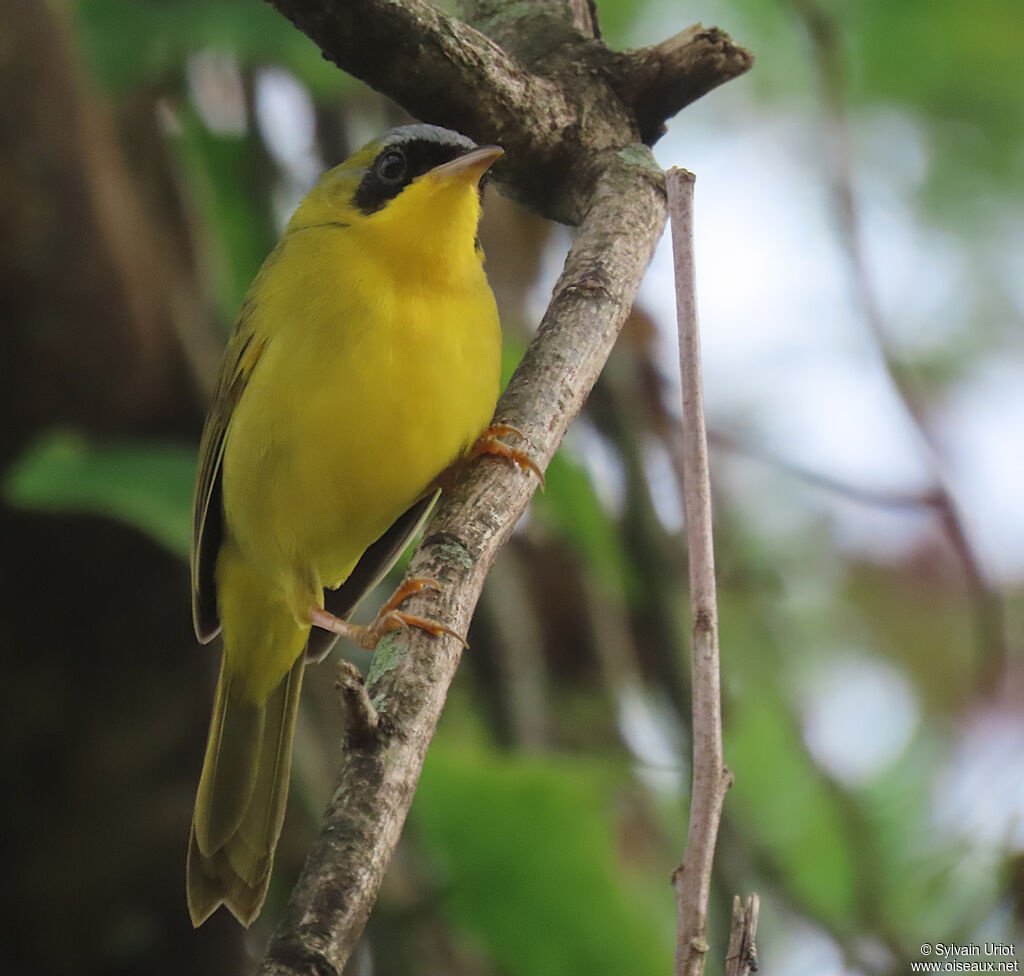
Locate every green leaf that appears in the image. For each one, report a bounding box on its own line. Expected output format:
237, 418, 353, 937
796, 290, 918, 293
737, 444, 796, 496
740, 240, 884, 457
4, 430, 195, 559
414, 745, 673, 976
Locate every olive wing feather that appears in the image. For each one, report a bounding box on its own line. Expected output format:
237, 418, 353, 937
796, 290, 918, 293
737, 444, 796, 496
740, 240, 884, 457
191, 302, 267, 644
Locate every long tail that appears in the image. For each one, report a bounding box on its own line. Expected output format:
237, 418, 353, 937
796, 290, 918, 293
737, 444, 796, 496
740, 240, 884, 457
187, 650, 305, 927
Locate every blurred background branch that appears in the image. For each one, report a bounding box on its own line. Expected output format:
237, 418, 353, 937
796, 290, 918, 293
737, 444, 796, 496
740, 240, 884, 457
789, 0, 1007, 681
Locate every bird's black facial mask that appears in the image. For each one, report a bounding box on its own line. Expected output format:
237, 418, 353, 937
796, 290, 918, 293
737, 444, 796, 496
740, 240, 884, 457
353, 124, 481, 216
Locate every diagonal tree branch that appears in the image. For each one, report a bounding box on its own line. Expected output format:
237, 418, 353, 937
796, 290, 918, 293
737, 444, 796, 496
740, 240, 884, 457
260, 149, 667, 976
254, 1, 753, 971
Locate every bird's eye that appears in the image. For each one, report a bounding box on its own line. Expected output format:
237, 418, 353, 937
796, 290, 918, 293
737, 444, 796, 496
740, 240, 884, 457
377, 150, 407, 184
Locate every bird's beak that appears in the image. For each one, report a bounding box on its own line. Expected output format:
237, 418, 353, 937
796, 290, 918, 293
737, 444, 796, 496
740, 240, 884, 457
426, 146, 504, 186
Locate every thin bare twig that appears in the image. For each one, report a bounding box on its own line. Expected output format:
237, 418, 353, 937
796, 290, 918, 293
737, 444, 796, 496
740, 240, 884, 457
725, 894, 761, 976
667, 167, 733, 976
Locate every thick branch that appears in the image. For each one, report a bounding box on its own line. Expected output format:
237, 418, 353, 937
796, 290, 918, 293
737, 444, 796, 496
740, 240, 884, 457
258, 151, 667, 975
266, 0, 573, 145
667, 168, 732, 976
614, 25, 755, 144
266, 0, 751, 223
267, 0, 585, 219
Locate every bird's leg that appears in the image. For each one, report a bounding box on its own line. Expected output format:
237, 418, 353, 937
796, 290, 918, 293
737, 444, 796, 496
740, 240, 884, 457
468, 423, 546, 489
310, 577, 467, 650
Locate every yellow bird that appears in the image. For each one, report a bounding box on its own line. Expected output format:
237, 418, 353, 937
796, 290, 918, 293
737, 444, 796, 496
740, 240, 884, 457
187, 124, 521, 927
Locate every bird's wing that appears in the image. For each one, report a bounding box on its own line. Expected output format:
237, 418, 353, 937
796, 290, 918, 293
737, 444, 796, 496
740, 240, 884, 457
305, 489, 440, 662
191, 298, 268, 644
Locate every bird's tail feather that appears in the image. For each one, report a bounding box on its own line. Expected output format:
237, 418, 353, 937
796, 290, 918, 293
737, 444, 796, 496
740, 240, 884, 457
187, 651, 305, 927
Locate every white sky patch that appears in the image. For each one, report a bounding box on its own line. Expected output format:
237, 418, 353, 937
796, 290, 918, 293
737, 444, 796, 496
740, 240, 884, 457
345, 112, 391, 159
767, 357, 933, 493
995, 223, 1024, 321
616, 684, 686, 796
562, 419, 627, 518
630, 105, 1024, 583
766, 917, 865, 976
824, 493, 937, 565
187, 49, 247, 136
254, 68, 324, 227
526, 226, 571, 329
858, 192, 971, 356
798, 653, 920, 787
851, 110, 962, 354
857, 110, 929, 195
938, 359, 1024, 580
646, 116, 859, 421
642, 436, 684, 533
934, 707, 1024, 852
255, 68, 321, 178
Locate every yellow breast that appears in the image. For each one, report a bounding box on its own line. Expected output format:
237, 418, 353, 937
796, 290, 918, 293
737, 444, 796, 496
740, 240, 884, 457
220, 220, 501, 613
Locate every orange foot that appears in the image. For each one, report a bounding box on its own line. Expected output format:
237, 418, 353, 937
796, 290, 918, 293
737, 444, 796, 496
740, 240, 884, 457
469, 423, 546, 489
310, 576, 467, 650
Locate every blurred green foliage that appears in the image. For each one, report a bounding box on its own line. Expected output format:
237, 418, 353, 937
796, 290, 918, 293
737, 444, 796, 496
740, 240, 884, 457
171, 106, 279, 317
76, 0, 347, 96
535, 451, 638, 600
728, 695, 861, 929
415, 745, 672, 976
851, 0, 1024, 202
4, 430, 195, 559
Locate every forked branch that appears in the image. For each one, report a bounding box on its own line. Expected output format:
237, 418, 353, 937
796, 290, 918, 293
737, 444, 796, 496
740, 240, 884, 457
255, 2, 753, 972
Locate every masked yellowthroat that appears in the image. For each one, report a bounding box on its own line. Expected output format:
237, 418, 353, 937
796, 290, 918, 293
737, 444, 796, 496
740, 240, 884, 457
187, 124, 518, 927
